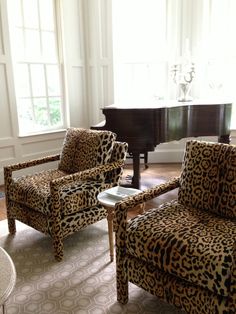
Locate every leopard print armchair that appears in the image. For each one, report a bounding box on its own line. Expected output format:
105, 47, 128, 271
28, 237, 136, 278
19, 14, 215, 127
115, 140, 236, 314
4, 128, 128, 261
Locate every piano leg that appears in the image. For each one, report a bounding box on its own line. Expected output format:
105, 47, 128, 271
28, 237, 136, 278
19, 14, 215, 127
218, 134, 230, 144
144, 152, 148, 169
132, 152, 141, 189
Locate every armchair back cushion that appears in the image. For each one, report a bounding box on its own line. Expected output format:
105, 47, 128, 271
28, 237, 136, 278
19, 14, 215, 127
105, 141, 129, 183
178, 140, 236, 218
58, 128, 116, 174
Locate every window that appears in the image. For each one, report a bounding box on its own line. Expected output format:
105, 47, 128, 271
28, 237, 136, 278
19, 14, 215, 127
204, 0, 236, 128
7, 0, 66, 135
112, 0, 169, 104
112, 0, 236, 127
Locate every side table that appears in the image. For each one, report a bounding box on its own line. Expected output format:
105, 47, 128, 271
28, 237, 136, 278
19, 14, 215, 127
0, 247, 16, 314
98, 186, 145, 262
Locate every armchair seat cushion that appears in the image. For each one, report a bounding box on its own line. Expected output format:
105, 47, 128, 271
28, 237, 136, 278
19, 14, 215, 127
9, 169, 66, 215
8, 169, 111, 216
126, 200, 236, 297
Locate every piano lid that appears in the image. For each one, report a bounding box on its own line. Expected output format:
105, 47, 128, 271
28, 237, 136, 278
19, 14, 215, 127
103, 99, 233, 109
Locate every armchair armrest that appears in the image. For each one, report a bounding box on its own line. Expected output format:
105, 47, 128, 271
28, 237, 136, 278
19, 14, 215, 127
115, 177, 180, 270
116, 177, 180, 212
115, 177, 180, 276
4, 154, 60, 186
4, 154, 60, 173
50, 160, 125, 189
49, 159, 125, 219
115, 177, 180, 226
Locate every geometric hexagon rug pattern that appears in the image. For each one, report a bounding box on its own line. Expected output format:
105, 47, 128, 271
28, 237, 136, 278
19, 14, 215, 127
0, 219, 185, 314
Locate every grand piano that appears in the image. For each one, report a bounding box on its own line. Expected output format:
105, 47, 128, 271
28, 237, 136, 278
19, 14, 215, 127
91, 100, 232, 189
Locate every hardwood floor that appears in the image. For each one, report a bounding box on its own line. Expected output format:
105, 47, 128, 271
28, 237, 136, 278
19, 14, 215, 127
0, 163, 182, 221
123, 163, 181, 219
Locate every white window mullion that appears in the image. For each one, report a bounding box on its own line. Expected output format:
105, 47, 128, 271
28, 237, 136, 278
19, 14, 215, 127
36, 0, 43, 58
27, 63, 36, 124
43, 64, 51, 126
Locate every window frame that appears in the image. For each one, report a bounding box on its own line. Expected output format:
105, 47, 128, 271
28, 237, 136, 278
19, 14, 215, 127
7, 0, 67, 137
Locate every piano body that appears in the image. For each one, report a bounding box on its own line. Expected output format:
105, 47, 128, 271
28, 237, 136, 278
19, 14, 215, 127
91, 100, 232, 188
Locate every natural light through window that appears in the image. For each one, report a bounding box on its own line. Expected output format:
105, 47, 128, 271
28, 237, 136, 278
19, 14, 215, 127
112, 0, 236, 128
112, 0, 168, 105
7, 0, 65, 135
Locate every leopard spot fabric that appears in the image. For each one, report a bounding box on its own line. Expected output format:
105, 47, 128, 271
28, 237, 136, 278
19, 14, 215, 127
9, 169, 67, 215
126, 200, 236, 296
115, 140, 236, 313
178, 140, 236, 218
4, 129, 128, 261
58, 128, 116, 174
60, 181, 113, 215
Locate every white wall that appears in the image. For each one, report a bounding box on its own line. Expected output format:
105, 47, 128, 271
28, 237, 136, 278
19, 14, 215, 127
0, 0, 235, 185
0, 0, 115, 185
61, 0, 88, 128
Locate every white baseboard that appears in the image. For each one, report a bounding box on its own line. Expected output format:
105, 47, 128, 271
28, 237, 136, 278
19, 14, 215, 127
147, 149, 184, 163
231, 130, 236, 144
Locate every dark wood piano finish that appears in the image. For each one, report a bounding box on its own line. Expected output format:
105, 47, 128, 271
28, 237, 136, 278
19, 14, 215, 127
91, 100, 232, 188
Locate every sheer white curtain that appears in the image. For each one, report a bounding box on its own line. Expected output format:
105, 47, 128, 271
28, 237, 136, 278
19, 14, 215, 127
112, 0, 236, 127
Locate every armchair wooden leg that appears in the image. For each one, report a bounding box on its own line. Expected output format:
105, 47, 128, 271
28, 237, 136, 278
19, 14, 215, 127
8, 218, 16, 234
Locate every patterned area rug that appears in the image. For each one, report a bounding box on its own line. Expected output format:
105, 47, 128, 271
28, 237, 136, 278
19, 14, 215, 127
0, 219, 185, 314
